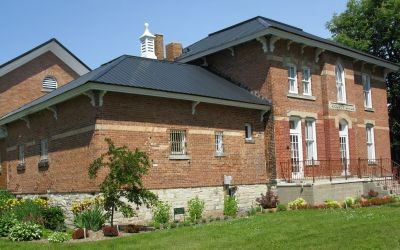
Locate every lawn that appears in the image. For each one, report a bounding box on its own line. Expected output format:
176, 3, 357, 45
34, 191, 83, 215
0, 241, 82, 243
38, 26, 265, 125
1, 204, 400, 250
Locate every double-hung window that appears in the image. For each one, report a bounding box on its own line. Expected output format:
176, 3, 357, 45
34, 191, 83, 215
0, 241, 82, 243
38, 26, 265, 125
305, 119, 317, 164
362, 73, 372, 109
366, 124, 376, 162
215, 131, 224, 156
302, 67, 312, 95
245, 123, 253, 141
40, 139, 49, 160
335, 64, 346, 103
170, 130, 187, 155
18, 144, 25, 164
288, 65, 298, 94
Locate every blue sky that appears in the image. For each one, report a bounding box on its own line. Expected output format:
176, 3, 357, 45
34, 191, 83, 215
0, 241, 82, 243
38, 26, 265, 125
1, 0, 348, 69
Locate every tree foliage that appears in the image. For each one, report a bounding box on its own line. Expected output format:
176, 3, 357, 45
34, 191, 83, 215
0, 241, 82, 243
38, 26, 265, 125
88, 138, 158, 226
327, 0, 400, 156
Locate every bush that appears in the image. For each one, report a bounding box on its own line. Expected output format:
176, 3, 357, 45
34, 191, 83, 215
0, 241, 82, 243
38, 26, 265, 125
71, 196, 104, 215
256, 190, 279, 209
277, 204, 287, 212
73, 204, 107, 231
151, 201, 171, 224
43, 206, 66, 231
0, 214, 17, 237
187, 197, 205, 222
324, 199, 341, 209
124, 224, 141, 233
102, 226, 118, 237
8, 222, 42, 241
223, 196, 238, 217
288, 198, 307, 210
11, 199, 46, 225
247, 206, 257, 216
0, 190, 14, 214
72, 228, 88, 239
344, 197, 355, 207
367, 189, 379, 199
48, 232, 70, 243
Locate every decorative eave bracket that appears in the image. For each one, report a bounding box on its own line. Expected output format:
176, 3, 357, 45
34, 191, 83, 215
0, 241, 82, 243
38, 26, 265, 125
84, 90, 96, 107
315, 48, 325, 63
20, 116, 30, 129
47, 106, 58, 120
301, 45, 307, 55
228, 47, 235, 57
0, 126, 8, 138
287, 40, 293, 51
256, 37, 268, 53
260, 109, 269, 122
99, 90, 107, 107
192, 101, 200, 115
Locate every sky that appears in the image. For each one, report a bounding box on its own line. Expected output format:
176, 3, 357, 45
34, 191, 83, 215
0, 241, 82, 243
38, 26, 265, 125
0, 0, 348, 69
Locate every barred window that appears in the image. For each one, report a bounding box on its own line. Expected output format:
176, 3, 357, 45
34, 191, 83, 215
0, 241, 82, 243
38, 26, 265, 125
170, 130, 186, 155
215, 131, 224, 155
18, 144, 25, 163
40, 139, 49, 160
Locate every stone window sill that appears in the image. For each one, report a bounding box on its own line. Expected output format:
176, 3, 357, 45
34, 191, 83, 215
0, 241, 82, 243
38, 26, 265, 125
245, 139, 255, 144
287, 93, 316, 101
169, 155, 190, 160
364, 107, 375, 112
215, 153, 225, 157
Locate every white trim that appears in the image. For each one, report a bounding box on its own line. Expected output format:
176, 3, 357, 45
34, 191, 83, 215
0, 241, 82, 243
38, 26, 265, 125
335, 64, 346, 104
305, 119, 318, 162
244, 123, 253, 141
287, 64, 298, 94
362, 73, 373, 109
0, 40, 90, 77
301, 67, 312, 96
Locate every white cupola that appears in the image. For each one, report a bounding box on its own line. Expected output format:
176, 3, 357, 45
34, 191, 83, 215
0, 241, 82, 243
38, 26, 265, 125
139, 23, 157, 59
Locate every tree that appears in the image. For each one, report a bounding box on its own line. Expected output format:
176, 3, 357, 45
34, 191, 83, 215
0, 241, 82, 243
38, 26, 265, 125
326, 0, 400, 160
88, 138, 158, 226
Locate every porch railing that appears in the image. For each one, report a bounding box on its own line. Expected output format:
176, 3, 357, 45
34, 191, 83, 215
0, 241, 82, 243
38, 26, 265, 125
279, 158, 398, 183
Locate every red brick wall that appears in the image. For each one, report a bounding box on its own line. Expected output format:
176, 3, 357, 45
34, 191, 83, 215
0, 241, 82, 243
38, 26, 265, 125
0, 51, 79, 117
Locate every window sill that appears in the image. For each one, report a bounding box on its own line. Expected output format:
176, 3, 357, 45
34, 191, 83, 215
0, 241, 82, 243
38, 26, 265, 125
169, 155, 190, 160
287, 93, 316, 101
364, 107, 374, 112
305, 160, 320, 166
215, 153, 225, 157
245, 139, 255, 144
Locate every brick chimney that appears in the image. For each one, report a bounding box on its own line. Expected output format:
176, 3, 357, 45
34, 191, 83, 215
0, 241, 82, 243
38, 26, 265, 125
166, 43, 183, 61
154, 34, 164, 60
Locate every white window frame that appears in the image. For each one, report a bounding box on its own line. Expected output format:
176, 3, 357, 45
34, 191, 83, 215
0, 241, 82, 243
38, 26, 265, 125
289, 117, 303, 176
170, 130, 187, 155
245, 123, 253, 141
215, 131, 224, 156
40, 139, 49, 160
288, 64, 298, 94
18, 144, 25, 164
302, 67, 312, 96
335, 64, 347, 103
362, 73, 372, 109
305, 119, 317, 164
366, 124, 376, 162
339, 119, 350, 172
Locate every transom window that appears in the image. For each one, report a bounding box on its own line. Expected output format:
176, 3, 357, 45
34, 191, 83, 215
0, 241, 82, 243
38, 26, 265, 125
215, 131, 224, 156
18, 144, 25, 164
42, 76, 58, 91
245, 123, 253, 141
302, 67, 312, 96
288, 65, 298, 94
362, 73, 372, 108
366, 124, 376, 162
40, 139, 49, 160
305, 119, 317, 163
170, 130, 187, 155
335, 64, 346, 103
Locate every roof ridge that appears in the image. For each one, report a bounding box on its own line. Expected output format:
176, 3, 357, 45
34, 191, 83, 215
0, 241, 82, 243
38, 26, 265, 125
208, 16, 261, 37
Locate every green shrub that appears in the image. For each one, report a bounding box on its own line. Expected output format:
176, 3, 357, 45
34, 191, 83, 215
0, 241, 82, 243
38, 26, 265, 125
48, 231, 70, 243
43, 206, 66, 231
0, 214, 17, 237
0, 190, 14, 213
247, 206, 257, 216
8, 222, 42, 241
288, 198, 307, 210
324, 199, 341, 209
11, 199, 46, 225
151, 201, 171, 224
73, 204, 107, 231
187, 197, 205, 222
277, 204, 287, 212
344, 197, 355, 207
223, 196, 238, 217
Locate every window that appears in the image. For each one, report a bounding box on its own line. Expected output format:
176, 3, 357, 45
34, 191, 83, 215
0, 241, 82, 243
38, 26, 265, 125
170, 130, 186, 155
245, 123, 253, 141
339, 119, 350, 169
288, 65, 298, 94
302, 67, 312, 95
305, 119, 317, 163
289, 117, 303, 174
363, 73, 372, 108
335, 64, 346, 103
215, 131, 224, 156
18, 144, 25, 164
42, 76, 58, 90
366, 124, 376, 162
40, 139, 49, 160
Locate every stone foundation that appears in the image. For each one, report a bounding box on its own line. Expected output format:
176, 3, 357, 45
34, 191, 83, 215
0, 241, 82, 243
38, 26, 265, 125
19, 184, 268, 226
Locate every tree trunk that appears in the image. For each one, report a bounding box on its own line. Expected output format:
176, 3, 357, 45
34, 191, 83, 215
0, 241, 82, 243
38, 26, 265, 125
111, 205, 114, 227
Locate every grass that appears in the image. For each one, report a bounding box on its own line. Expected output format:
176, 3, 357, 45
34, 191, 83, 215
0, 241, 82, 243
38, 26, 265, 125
2, 204, 400, 249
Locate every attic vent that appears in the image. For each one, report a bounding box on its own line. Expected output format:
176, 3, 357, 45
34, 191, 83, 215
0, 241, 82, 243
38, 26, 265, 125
42, 76, 57, 91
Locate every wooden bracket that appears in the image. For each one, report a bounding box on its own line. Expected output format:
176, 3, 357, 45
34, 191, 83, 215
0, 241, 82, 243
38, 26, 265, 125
256, 36, 268, 53
47, 106, 58, 120
84, 91, 96, 107
315, 48, 324, 63
192, 101, 200, 115
20, 117, 30, 129
99, 91, 107, 107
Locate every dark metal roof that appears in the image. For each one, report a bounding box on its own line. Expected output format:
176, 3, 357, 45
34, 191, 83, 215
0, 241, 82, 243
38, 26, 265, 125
0, 38, 91, 71
178, 16, 397, 66
2, 55, 269, 120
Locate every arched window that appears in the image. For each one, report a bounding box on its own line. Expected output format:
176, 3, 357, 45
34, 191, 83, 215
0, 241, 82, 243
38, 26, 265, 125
335, 64, 346, 103
42, 76, 58, 91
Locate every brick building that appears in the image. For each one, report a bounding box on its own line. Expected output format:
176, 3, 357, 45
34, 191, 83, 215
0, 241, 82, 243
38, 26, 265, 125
0, 17, 399, 221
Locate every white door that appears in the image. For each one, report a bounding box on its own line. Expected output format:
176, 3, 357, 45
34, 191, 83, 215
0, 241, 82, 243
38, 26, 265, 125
339, 120, 350, 174
290, 118, 303, 178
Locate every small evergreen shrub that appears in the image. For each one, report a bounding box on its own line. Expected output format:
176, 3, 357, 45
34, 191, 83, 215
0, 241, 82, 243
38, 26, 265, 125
8, 222, 42, 241
48, 232, 70, 243
73, 204, 107, 231
277, 204, 287, 212
256, 190, 279, 209
151, 201, 171, 225
288, 198, 307, 210
187, 197, 205, 222
43, 206, 66, 231
224, 196, 238, 217
102, 226, 118, 237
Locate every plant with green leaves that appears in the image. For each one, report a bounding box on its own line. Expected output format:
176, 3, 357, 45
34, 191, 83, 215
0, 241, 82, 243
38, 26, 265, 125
151, 201, 171, 225
223, 196, 238, 217
43, 206, 66, 231
344, 197, 356, 207
187, 197, 205, 222
73, 204, 108, 231
0, 214, 17, 237
89, 138, 158, 226
48, 231, 70, 243
8, 222, 42, 241
325, 199, 341, 209
288, 198, 307, 210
